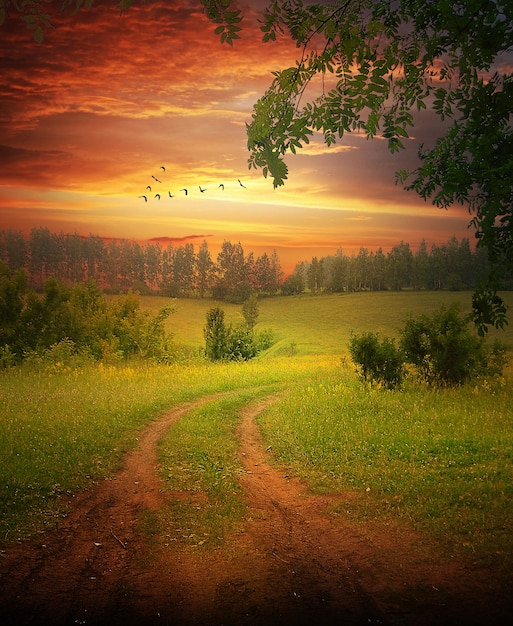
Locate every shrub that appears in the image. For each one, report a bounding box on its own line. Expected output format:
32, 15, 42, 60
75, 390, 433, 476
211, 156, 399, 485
0, 270, 176, 365
23, 338, 94, 371
348, 332, 404, 389
203, 306, 275, 361
225, 325, 259, 361
255, 328, 275, 352
0, 345, 16, 369
400, 304, 508, 386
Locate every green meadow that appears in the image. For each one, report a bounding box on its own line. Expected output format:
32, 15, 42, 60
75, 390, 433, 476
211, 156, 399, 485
143, 290, 513, 355
1, 291, 513, 573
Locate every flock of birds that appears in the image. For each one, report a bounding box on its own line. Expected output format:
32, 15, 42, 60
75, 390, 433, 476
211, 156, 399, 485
138, 165, 247, 202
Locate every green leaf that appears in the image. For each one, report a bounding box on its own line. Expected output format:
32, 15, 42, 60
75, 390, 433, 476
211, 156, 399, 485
395, 126, 409, 138
388, 137, 404, 153
224, 11, 241, 22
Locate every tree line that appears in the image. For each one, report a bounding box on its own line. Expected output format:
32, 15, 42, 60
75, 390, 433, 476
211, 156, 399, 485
0, 228, 283, 303
1, 228, 512, 300
284, 238, 513, 296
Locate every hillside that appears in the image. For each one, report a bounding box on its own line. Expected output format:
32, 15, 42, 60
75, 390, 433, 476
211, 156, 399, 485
141, 291, 513, 357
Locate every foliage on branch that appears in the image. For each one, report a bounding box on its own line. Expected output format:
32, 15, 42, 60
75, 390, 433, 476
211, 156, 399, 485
200, 0, 241, 45
240, 1, 512, 332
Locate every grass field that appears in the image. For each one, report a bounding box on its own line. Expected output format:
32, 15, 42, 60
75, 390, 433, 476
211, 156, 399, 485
142, 290, 513, 355
1, 291, 512, 571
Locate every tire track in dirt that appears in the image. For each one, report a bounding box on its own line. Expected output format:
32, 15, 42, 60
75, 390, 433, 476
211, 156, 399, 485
0, 396, 220, 626
231, 396, 513, 626
217, 395, 388, 625
164, 395, 512, 626
1, 393, 512, 625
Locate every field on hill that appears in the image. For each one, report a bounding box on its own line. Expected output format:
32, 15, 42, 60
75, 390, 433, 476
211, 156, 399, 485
1, 291, 513, 623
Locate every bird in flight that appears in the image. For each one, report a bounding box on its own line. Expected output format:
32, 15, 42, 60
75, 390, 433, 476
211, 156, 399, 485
199, 186, 207, 193
152, 175, 162, 183
218, 184, 224, 190
155, 193, 161, 200
180, 188, 188, 195
168, 191, 175, 198
238, 179, 247, 188
160, 166, 166, 172
146, 185, 152, 191
139, 195, 147, 202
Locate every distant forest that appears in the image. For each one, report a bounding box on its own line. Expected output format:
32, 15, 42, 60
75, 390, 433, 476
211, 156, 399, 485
1, 228, 512, 302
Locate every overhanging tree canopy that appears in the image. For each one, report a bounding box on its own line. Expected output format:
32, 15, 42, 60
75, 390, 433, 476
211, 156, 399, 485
3, 0, 512, 332
230, 0, 512, 334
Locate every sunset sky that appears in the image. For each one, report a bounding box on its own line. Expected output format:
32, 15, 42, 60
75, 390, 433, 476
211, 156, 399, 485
0, 0, 476, 273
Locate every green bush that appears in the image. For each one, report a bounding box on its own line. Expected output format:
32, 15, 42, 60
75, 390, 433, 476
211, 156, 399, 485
0, 344, 17, 369
225, 325, 259, 361
255, 328, 275, 352
348, 331, 404, 389
0, 265, 175, 364
400, 304, 508, 386
349, 305, 509, 390
203, 306, 274, 361
23, 338, 94, 370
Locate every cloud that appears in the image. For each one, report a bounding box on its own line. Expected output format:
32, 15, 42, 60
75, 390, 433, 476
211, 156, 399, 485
297, 142, 359, 157
0, 144, 73, 186
147, 234, 212, 244
0, 0, 481, 269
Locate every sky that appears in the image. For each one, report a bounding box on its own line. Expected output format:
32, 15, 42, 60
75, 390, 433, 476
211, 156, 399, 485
0, 0, 477, 274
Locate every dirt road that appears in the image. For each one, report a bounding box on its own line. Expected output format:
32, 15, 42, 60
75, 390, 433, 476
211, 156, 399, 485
0, 394, 511, 625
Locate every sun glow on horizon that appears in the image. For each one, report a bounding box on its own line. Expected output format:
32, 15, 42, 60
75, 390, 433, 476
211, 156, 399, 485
0, 1, 474, 273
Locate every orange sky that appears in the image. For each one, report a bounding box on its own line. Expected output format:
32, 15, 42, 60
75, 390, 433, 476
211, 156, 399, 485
0, 0, 476, 273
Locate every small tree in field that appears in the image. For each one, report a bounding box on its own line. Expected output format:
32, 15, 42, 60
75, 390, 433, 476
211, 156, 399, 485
204, 307, 229, 361
242, 293, 259, 330
348, 332, 404, 390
